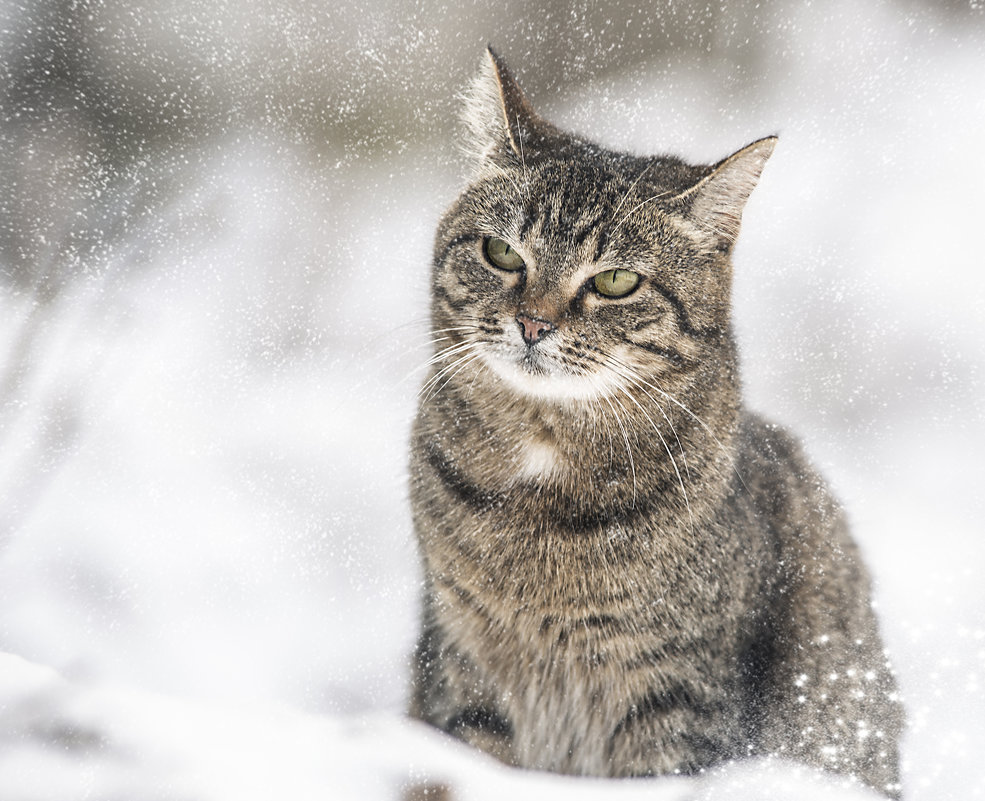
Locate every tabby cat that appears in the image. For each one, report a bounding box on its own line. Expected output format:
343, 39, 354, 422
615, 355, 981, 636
408, 49, 903, 797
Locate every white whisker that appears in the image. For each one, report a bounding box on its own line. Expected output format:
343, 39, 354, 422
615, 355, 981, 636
607, 163, 652, 231
418, 343, 486, 400
424, 339, 482, 367
424, 351, 486, 403
608, 353, 748, 493
516, 113, 530, 197
614, 380, 695, 536
465, 360, 487, 399
599, 392, 637, 508
609, 189, 672, 240
606, 358, 692, 483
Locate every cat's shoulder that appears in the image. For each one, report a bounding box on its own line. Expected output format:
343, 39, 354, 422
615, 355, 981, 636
737, 409, 807, 469
734, 409, 842, 525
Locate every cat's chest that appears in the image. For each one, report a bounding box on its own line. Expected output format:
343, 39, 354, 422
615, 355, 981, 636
488, 415, 605, 490
514, 438, 564, 482
475, 603, 665, 775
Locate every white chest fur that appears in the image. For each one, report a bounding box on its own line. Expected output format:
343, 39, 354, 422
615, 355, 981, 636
516, 439, 563, 482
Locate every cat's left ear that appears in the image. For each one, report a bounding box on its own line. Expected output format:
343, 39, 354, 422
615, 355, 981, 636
462, 47, 548, 164
677, 136, 777, 248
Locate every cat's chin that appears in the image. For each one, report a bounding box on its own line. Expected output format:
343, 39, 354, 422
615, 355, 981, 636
481, 352, 619, 403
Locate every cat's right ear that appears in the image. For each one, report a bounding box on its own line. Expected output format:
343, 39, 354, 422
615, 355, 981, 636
462, 47, 544, 165
674, 136, 777, 249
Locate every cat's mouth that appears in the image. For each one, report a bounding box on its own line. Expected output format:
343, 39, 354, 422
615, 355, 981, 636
480, 340, 618, 403
519, 348, 551, 375
502, 336, 561, 378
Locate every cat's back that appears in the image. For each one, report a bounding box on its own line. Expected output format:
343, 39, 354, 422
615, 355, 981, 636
734, 409, 861, 578
732, 410, 902, 789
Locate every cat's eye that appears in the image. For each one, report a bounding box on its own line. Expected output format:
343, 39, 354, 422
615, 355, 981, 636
593, 269, 640, 298
483, 237, 526, 272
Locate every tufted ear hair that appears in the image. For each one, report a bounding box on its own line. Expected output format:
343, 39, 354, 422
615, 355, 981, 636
676, 136, 777, 248
461, 47, 549, 164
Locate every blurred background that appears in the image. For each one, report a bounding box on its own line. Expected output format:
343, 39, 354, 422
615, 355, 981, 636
0, 0, 983, 798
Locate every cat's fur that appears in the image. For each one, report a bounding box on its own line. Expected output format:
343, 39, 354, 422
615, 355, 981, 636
408, 49, 903, 797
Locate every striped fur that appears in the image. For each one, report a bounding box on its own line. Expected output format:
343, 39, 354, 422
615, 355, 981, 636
409, 49, 902, 797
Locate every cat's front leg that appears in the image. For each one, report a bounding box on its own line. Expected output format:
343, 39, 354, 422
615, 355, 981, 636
442, 706, 515, 765
411, 678, 516, 766
409, 610, 516, 766
603, 684, 741, 777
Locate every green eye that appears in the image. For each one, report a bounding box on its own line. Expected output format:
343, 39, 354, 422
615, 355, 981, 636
593, 269, 640, 298
483, 237, 525, 272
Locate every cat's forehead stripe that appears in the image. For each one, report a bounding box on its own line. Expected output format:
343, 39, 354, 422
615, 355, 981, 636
518, 207, 537, 240
571, 210, 609, 256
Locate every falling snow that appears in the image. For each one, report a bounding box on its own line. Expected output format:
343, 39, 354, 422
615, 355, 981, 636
1, 1, 984, 800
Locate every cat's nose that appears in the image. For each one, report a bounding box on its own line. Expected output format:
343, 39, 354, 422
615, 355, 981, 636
516, 313, 556, 345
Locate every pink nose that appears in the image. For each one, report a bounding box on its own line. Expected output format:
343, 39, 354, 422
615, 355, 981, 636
516, 313, 555, 345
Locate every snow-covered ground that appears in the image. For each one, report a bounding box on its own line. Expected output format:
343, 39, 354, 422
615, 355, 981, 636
1, 1, 983, 799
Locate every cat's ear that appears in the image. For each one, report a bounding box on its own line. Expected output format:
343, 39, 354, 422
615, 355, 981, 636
462, 47, 544, 164
677, 136, 777, 248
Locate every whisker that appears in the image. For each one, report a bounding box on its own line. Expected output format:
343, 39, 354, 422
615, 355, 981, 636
609, 189, 672, 240
607, 358, 692, 483
423, 351, 486, 403
419, 343, 478, 377
379, 324, 483, 369
429, 326, 485, 335
424, 339, 483, 367
613, 380, 695, 536
607, 163, 653, 230
368, 316, 459, 350
464, 360, 487, 399
418, 343, 488, 399
390, 332, 487, 389
608, 353, 749, 493
586, 379, 616, 473
398, 339, 482, 390
515, 113, 530, 197
599, 392, 637, 508
501, 167, 527, 205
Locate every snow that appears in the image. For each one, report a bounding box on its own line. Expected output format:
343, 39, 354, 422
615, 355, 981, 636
1, 1, 984, 799
0, 651, 887, 801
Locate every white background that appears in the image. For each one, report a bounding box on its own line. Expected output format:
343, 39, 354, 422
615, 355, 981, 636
0, 1, 982, 798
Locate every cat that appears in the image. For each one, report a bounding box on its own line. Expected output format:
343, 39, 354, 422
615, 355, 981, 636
408, 48, 903, 798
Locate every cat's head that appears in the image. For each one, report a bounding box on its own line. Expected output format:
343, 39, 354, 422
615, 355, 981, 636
430, 48, 774, 405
